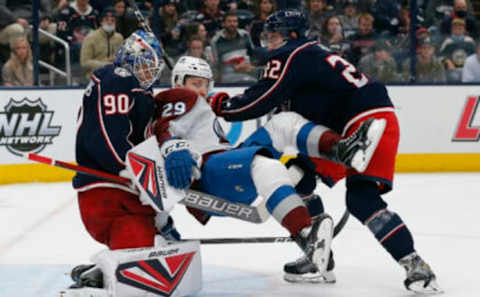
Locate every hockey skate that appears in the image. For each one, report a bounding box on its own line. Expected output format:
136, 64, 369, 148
399, 252, 443, 294
332, 118, 386, 172
293, 213, 334, 277
59, 264, 107, 297
284, 251, 336, 283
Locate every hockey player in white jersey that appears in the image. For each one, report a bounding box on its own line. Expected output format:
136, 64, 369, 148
154, 55, 385, 281
154, 56, 336, 280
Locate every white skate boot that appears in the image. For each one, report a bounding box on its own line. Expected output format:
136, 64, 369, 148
292, 213, 334, 277
399, 252, 443, 294
332, 118, 386, 172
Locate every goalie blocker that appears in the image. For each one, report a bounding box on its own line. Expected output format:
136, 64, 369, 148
60, 237, 202, 297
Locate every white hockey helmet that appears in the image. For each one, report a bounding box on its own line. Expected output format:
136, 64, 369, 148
171, 56, 214, 92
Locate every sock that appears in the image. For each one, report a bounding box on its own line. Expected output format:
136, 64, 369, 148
366, 209, 415, 261
281, 206, 312, 237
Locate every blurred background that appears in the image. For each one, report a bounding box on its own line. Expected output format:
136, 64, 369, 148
3, 0, 480, 87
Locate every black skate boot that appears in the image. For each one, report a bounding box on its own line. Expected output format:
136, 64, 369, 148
69, 264, 103, 288
399, 252, 443, 294
59, 264, 106, 297
293, 213, 334, 277
284, 251, 336, 283
330, 118, 386, 172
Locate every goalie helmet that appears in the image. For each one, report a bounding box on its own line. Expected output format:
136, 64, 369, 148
114, 29, 165, 89
263, 9, 309, 40
171, 56, 214, 93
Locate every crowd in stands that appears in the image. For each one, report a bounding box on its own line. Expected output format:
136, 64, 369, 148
1, 0, 480, 86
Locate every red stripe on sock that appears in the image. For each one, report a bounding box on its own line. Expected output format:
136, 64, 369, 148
318, 131, 341, 155
281, 207, 312, 237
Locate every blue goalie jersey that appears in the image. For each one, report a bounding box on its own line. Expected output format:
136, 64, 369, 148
222, 38, 394, 134
73, 64, 155, 190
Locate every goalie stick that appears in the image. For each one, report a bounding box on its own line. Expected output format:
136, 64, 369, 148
127, 0, 174, 70
23, 153, 350, 241
22, 153, 268, 224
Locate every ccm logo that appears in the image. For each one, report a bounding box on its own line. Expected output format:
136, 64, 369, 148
453, 96, 480, 141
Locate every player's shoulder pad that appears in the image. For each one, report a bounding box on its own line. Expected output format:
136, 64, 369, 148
154, 88, 199, 105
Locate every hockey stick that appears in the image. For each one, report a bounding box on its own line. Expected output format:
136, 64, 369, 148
127, 0, 174, 70
22, 153, 268, 224
194, 209, 350, 244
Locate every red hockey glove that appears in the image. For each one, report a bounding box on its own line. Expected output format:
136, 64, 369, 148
206, 92, 229, 116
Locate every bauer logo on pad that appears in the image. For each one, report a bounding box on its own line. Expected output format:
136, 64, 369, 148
115, 252, 196, 296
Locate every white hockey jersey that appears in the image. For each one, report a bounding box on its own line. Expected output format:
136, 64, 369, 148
153, 88, 231, 157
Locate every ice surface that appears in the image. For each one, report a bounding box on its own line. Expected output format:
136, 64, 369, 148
1, 173, 479, 297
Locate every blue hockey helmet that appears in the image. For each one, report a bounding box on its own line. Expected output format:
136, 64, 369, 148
114, 29, 165, 89
263, 9, 309, 39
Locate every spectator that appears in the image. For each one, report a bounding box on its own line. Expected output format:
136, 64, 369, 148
249, 0, 277, 47
0, 0, 56, 57
0, 17, 24, 61
113, 0, 137, 38
440, 18, 476, 81
358, 38, 399, 83
439, 0, 478, 39
89, 0, 112, 14
1, 0, 53, 27
335, 0, 375, 13
53, 0, 69, 16
425, 0, 474, 28
237, 0, 254, 10
55, 0, 99, 64
2, 36, 33, 86
373, 0, 403, 35
195, 0, 225, 38
338, 0, 359, 39
184, 35, 207, 58
184, 23, 214, 61
211, 12, 256, 82
306, 0, 334, 39
153, 0, 185, 58
403, 37, 446, 83
346, 12, 376, 65
80, 7, 123, 81
184, 22, 209, 42
462, 42, 480, 82
320, 15, 349, 56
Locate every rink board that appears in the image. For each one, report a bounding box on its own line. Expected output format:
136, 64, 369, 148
0, 86, 479, 184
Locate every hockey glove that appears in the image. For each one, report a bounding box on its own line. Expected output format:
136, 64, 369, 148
160, 139, 199, 189
206, 91, 229, 116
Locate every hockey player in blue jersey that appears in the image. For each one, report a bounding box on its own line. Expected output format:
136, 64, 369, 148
207, 9, 442, 294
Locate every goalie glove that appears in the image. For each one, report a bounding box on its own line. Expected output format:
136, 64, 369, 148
160, 138, 201, 189
206, 91, 230, 116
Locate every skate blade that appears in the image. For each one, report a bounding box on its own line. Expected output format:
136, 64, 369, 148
408, 279, 444, 295
351, 118, 386, 173
59, 287, 108, 297
284, 270, 336, 284
312, 215, 334, 275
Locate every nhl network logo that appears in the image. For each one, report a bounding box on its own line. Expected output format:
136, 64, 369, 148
0, 98, 61, 156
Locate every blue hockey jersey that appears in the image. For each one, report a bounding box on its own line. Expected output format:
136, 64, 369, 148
222, 38, 394, 133
73, 65, 155, 190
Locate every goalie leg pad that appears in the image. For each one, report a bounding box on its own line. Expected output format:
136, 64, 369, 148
92, 237, 202, 297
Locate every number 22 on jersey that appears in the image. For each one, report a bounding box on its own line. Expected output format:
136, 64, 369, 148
326, 54, 368, 88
